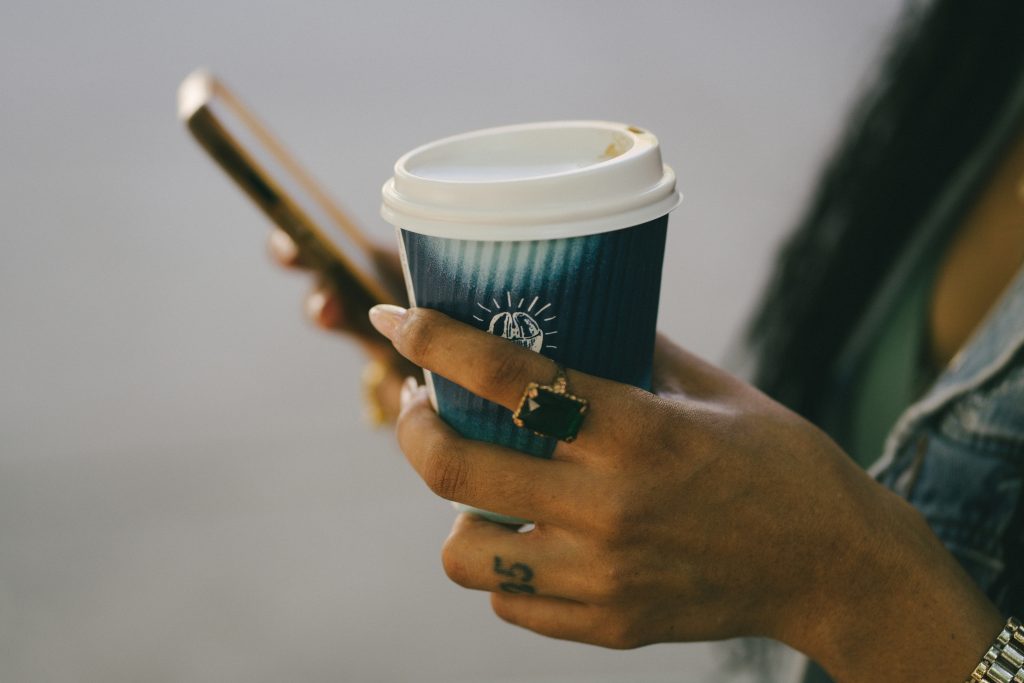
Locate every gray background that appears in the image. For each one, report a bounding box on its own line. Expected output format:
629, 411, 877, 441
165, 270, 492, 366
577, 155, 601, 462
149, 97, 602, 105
0, 1, 901, 681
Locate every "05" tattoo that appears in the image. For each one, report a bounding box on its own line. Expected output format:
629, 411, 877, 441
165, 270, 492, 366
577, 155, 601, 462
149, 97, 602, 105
493, 556, 535, 594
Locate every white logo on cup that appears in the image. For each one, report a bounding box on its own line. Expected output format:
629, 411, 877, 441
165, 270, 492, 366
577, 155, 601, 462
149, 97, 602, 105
474, 292, 558, 353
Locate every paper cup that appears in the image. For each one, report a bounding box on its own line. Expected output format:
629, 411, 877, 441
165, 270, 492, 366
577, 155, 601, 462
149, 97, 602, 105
381, 121, 681, 523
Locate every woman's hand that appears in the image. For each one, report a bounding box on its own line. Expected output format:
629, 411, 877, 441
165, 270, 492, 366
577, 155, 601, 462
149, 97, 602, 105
368, 305, 1003, 682
268, 228, 413, 423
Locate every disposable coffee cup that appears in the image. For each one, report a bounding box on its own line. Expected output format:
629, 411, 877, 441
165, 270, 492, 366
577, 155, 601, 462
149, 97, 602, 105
381, 121, 680, 523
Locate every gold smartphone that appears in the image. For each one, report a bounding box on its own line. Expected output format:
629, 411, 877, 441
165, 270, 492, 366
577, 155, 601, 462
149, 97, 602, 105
177, 68, 400, 307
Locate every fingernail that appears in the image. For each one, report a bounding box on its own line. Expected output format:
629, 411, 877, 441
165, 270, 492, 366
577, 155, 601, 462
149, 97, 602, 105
305, 290, 328, 321
368, 304, 407, 340
269, 229, 298, 263
400, 376, 419, 409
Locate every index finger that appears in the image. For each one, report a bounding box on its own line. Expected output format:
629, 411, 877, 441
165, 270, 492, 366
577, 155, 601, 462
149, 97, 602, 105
370, 306, 644, 449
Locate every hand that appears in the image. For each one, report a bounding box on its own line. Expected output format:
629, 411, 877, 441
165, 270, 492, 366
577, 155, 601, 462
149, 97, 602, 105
369, 305, 1003, 682
268, 228, 414, 422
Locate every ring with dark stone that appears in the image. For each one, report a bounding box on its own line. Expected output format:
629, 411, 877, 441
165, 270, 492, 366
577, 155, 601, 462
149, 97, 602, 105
511, 364, 589, 442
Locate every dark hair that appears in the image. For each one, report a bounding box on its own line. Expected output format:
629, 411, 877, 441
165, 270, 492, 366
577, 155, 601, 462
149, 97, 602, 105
746, 0, 1024, 426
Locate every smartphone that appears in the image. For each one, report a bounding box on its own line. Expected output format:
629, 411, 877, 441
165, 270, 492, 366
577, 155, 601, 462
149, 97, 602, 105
177, 68, 399, 307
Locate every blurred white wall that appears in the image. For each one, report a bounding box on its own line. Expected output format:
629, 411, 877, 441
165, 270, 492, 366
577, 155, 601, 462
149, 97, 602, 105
0, 1, 902, 681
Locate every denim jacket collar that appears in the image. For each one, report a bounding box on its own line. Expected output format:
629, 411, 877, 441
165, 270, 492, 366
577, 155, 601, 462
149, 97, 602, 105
870, 262, 1024, 477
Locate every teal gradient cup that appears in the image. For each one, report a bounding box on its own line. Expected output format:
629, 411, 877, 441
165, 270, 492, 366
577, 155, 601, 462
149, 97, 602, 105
381, 122, 681, 523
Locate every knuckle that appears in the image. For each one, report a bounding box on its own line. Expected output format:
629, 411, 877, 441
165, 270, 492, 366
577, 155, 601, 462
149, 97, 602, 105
595, 494, 642, 546
630, 395, 684, 454
422, 440, 471, 501
600, 618, 646, 650
481, 347, 530, 396
398, 308, 436, 364
598, 392, 679, 469
593, 563, 636, 603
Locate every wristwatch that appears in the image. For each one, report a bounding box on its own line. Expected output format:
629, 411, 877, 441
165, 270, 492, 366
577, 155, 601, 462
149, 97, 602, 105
968, 617, 1024, 682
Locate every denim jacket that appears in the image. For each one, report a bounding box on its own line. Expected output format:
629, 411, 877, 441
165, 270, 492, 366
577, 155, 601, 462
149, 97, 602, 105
859, 66, 1024, 613
870, 263, 1024, 613
797, 266, 1024, 683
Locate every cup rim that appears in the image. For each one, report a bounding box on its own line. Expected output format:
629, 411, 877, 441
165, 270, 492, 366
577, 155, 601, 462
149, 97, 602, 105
380, 121, 681, 241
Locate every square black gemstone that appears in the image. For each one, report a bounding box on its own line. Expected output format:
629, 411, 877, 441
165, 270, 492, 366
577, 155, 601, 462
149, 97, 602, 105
515, 385, 588, 441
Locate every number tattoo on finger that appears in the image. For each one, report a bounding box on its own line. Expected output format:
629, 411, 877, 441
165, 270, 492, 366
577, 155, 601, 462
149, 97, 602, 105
493, 556, 535, 595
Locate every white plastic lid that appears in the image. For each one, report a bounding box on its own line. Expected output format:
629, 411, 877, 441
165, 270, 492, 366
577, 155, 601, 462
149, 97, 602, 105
380, 121, 681, 241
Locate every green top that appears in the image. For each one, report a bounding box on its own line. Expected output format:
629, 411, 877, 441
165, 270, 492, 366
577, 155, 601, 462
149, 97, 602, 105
845, 264, 937, 469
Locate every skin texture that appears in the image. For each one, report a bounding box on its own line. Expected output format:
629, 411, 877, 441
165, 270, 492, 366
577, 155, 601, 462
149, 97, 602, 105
929, 126, 1024, 368
268, 229, 1003, 680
